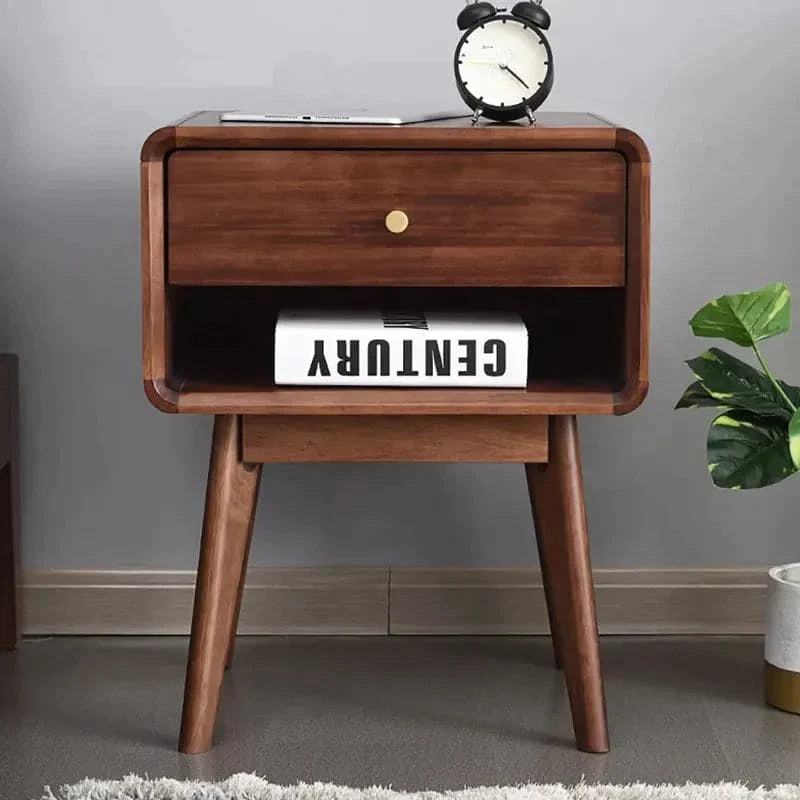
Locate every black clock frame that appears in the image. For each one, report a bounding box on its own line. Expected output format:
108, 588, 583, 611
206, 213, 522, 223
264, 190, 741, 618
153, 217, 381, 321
454, 14, 554, 123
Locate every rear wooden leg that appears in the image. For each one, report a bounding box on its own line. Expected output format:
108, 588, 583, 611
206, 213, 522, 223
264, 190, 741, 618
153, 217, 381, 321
179, 415, 261, 754
225, 465, 261, 671
527, 415, 609, 754
525, 463, 564, 670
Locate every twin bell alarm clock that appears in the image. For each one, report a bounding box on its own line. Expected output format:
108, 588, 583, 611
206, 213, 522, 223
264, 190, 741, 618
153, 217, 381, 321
454, 0, 554, 124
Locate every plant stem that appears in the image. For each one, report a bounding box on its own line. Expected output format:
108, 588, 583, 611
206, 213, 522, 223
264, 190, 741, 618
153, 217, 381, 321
752, 341, 797, 413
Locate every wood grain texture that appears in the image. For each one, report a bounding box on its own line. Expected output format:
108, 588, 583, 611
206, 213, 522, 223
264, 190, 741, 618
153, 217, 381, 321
167, 150, 626, 287
242, 415, 548, 463
0, 355, 20, 651
614, 129, 651, 415
180, 415, 262, 754
174, 383, 617, 416
141, 159, 178, 412
525, 463, 564, 669
225, 463, 262, 670
527, 416, 609, 753
141, 114, 650, 418
141, 113, 619, 162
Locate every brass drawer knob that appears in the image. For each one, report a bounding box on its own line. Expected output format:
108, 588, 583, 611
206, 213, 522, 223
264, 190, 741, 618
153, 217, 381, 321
385, 210, 409, 234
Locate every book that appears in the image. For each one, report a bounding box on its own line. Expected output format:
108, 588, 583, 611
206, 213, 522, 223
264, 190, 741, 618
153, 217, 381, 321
274, 310, 529, 387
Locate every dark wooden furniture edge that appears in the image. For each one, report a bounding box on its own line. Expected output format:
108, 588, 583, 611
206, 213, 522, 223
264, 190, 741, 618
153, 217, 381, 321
141, 126, 177, 163
615, 127, 651, 416
160, 386, 616, 416
144, 378, 179, 414
0, 354, 20, 650
142, 124, 621, 160
141, 117, 650, 162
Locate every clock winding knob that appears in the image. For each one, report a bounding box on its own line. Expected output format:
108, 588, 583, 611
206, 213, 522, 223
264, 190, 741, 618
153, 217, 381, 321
385, 210, 409, 234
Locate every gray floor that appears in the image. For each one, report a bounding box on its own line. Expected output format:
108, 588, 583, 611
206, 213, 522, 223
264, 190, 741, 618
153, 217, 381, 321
1, 637, 799, 798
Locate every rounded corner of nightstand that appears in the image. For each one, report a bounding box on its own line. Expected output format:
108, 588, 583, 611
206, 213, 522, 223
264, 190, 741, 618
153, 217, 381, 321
614, 129, 650, 165
141, 127, 178, 163
613, 380, 649, 415
144, 378, 180, 413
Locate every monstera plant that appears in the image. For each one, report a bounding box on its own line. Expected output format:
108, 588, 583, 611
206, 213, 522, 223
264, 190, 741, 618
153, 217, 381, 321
676, 282, 800, 490
678, 282, 800, 716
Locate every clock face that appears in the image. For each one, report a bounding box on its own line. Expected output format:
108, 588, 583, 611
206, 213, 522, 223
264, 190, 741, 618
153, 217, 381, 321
455, 16, 552, 118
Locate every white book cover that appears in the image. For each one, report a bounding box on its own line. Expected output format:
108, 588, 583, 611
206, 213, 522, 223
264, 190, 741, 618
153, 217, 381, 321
274, 310, 528, 387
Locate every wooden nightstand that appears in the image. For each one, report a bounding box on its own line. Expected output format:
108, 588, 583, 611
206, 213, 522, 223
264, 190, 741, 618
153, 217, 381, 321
141, 111, 650, 755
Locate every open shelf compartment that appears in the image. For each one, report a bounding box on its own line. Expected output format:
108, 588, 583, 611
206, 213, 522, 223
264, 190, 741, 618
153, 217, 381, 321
162, 287, 626, 415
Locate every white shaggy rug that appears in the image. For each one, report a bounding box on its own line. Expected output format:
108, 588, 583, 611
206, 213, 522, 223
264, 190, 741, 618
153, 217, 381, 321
38, 776, 800, 800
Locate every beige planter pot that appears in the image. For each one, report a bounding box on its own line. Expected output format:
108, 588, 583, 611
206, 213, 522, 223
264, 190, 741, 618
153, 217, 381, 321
765, 563, 800, 714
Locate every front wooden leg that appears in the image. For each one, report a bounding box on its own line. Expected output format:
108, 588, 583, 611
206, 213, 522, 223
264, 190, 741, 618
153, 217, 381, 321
179, 415, 261, 754
527, 415, 609, 754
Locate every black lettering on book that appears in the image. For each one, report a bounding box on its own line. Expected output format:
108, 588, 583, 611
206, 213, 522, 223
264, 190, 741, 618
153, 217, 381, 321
457, 340, 477, 376
425, 341, 451, 377
484, 340, 507, 377
337, 340, 360, 377
367, 340, 390, 376
397, 340, 419, 376
308, 341, 331, 377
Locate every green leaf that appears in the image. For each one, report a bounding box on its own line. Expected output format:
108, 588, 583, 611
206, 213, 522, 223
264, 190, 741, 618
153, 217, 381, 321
790, 409, 800, 471
707, 410, 798, 490
687, 348, 794, 420
781, 380, 800, 409
675, 381, 728, 411
690, 282, 791, 347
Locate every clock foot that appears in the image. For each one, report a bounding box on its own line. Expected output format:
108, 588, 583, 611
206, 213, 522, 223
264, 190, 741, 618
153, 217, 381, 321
525, 106, 537, 126
471, 108, 483, 126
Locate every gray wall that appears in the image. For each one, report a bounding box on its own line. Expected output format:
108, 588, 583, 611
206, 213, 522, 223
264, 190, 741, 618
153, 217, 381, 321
1, 0, 799, 571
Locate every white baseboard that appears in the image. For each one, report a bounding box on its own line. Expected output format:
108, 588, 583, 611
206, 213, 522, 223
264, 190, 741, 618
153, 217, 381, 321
20, 566, 767, 636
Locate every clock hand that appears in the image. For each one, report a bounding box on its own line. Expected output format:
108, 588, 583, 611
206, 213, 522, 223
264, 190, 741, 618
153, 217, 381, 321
499, 64, 530, 90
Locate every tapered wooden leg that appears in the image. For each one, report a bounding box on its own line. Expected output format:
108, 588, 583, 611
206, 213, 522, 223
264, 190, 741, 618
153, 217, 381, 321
525, 463, 564, 670
224, 467, 261, 671
179, 415, 261, 754
527, 415, 609, 754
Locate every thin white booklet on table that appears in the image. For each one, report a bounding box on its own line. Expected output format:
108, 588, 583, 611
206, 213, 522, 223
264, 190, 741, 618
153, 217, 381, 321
273, 310, 529, 387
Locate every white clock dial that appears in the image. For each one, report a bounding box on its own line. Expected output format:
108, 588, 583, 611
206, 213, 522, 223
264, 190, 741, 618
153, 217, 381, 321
456, 18, 550, 109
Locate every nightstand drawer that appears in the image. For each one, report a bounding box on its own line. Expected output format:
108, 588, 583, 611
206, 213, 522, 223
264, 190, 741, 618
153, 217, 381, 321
167, 149, 627, 287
